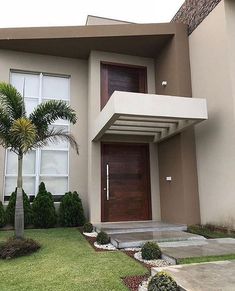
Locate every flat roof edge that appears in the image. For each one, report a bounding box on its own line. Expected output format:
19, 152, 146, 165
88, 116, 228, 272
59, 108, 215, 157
0, 22, 187, 40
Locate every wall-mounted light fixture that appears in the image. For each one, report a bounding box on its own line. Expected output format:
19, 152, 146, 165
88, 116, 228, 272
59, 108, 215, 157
166, 176, 172, 182
162, 81, 167, 87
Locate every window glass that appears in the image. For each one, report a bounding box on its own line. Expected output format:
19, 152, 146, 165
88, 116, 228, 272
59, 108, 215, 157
5, 71, 70, 199
44, 125, 69, 149
11, 72, 40, 97
40, 177, 68, 195
6, 150, 36, 175
25, 98, 39, 116
40, 150, 68, 175
42, 75, 69, 100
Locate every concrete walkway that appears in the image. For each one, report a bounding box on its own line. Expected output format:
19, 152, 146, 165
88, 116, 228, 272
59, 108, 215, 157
160, 238, 235, 262
152, 260, 235, 291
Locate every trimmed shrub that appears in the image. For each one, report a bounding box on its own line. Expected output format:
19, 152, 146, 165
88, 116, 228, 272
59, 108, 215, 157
83, 222, 93, 233
32, 182, 57, 228
96, 231, 109, 245
59, 191, 85, 227
0, 201, 5, 228
0, 237, 41, 259
148, 272, 179, 291
5, 189, 33, 226
141, 241, 161, 260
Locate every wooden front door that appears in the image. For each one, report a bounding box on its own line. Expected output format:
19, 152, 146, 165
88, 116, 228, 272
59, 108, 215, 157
101, 143, 151, 222
101, 62, 147, 109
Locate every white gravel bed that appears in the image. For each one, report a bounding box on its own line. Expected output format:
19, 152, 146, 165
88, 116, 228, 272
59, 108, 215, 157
134, 251, 171, 267
83, 231, 97, 237
138, 278, 150, 291
94, 242, 117, 250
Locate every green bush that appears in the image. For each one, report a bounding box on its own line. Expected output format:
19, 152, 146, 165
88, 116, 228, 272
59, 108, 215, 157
5, 189, 33, 226
83, 222, 93, 233
0, 201, 5, 228
0, 237, 41, 259
32, 182, 57, 228
148, 272, 179, 291
96, 231, 109, 245
59, 191, 85, 227
141, 241, 161, 260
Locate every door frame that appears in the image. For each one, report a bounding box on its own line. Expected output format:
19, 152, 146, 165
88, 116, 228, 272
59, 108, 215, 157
101, 142, 152, 222
100, 61, 148, 110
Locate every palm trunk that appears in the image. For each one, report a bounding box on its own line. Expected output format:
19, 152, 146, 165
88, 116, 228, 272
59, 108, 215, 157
15, 153, 24, 239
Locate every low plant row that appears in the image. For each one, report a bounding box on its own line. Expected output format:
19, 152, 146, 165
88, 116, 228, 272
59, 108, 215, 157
0, 182, 85, 228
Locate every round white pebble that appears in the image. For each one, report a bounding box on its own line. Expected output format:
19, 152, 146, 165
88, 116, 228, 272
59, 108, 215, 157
83, 231, 98, 237
134, 251, 171, 267
94, 242, 117, 250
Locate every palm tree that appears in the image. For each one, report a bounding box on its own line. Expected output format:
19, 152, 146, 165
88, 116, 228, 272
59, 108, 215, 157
0, 82, 78, 239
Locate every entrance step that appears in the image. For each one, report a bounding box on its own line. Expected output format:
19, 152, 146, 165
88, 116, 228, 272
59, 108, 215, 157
94, 221, 187, 235
110, 230, 205, 249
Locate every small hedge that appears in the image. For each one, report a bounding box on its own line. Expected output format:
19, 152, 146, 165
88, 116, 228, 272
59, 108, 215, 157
148, 272, 179, 291
5, 189, 33, 226
32, 182, 57, 228
96, 231, 109, 245
83, 222, 93, 233
59, 191, 85, 227
0, 237, 41, 260
141, 241, 161, 260
0, 201, 5, 228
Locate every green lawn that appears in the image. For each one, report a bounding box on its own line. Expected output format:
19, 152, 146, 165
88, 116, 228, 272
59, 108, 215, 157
178, 254, 235, 265
0, 228, 147, 291
188, 225, 235, 239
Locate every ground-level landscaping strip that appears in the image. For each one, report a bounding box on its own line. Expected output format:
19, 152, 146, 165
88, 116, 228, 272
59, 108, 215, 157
0, 228, 147, 291
178, 253, 235, 265
188, 224, 235, 239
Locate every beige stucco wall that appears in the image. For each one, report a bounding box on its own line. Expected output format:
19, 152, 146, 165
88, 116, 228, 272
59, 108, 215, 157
0, 50, 89, 214
189, 0, 235, 228
88, 50, 161, 223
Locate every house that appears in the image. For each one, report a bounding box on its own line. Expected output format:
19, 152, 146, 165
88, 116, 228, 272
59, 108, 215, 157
0, 0, 233, 229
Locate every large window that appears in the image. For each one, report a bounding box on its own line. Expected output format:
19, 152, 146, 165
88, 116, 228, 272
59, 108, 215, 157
4, 71, 70, 202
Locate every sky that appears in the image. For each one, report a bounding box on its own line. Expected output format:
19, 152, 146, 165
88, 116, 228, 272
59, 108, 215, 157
0, 0, 185, 28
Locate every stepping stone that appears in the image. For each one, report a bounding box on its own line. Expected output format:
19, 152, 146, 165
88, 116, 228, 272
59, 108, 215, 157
160, 238, 235, 262
152, 260, 235, 291
110, 230, 204, 248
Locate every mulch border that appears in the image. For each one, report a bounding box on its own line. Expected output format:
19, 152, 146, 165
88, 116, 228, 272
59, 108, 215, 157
79, 229, 151, 290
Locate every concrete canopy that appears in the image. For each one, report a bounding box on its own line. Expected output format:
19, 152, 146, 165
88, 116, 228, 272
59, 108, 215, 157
92, 91, 208, 143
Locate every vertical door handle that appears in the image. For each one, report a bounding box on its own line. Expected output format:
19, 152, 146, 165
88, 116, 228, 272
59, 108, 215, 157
106, 164, 109, 200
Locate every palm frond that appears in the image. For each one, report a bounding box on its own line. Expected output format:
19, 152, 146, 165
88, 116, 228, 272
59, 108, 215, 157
35, 127, 79, 154
10, 118, 37, 153
0, 107, 13, 148
29, 100, 77, 135
0, 82, 25, 120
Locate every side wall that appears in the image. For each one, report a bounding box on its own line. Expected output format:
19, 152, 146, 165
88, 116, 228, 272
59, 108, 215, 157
0, 50, 89, 214
190, 0, 235, 228
88, 50, 161, 223
155, 26, 200, 225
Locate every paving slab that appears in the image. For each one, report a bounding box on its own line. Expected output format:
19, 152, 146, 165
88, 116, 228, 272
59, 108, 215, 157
110, 230, 204, 248
160, 238, 235, 261
94, 220, 187, 234
152, 260, 235, 291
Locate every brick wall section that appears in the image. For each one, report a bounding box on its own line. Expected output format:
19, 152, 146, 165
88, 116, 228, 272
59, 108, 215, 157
172, 0, 222, 34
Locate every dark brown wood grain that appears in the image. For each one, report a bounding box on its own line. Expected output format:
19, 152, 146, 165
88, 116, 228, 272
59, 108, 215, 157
100, 62, 147, 110
101, 143, 152, 222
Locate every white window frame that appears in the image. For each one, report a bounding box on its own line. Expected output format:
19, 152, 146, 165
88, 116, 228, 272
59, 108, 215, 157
3, 70, 71, 200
